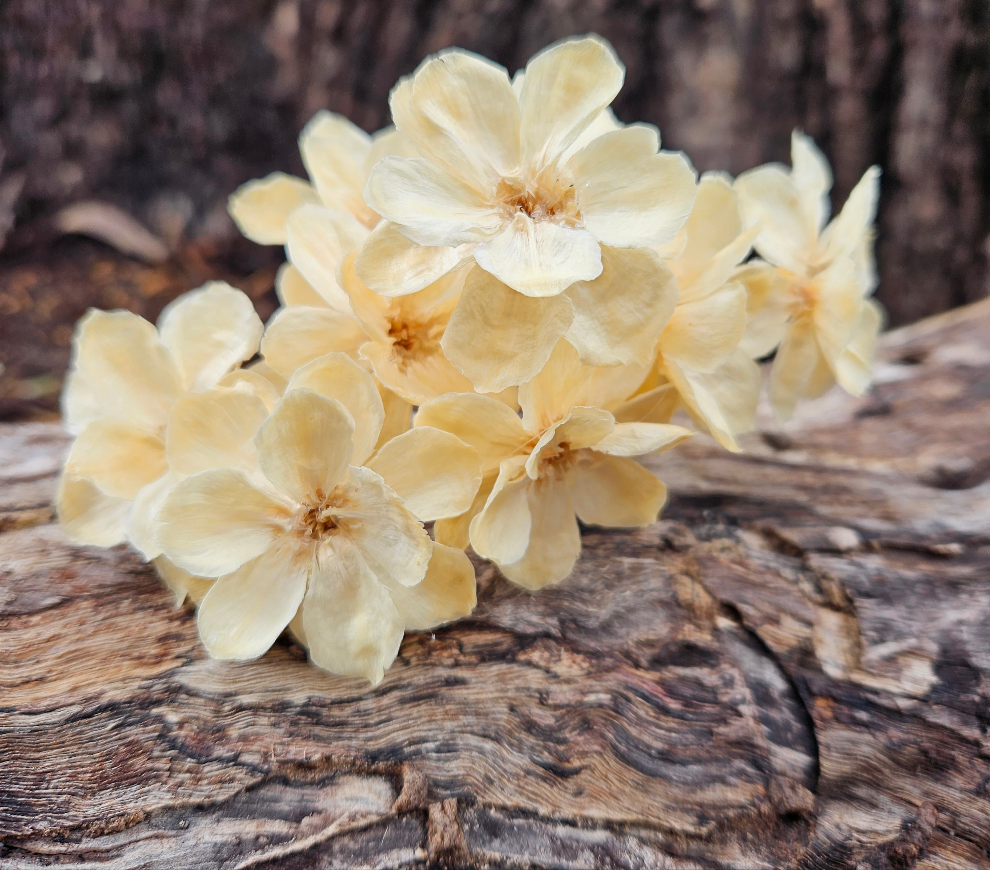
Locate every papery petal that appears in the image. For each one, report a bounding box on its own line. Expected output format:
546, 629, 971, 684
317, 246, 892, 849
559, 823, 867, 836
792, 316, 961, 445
565, 245, 677, 367
768, 317, 822, 424
336, 466, 432, 589
337, 253, 389, 340
67, 419, 166, 500
734, 261, 792, 359
414, 392, 529, 476
56, 472, 129, 548
469, 457, 531, 566
365, 157, 502, 247
517, 338, 586, 432
71, 309, 181, 432
286, 204, 370, 311
435, 473, 496, 551
366, 125, 419, 170
256, 389, 355, 502
833, 298, 883, 396
276, 262, 329, 308
389, 50, 520, 190
572, 453, 666, 528
562, 106, 624, 161
658, 282, 747, 373
368, 427, 481, 521
819, 166, 881, 265
500, 476, 580, 590
218, 368, 282, 411
246, 359, 288, 394
612, 382, 680, 425
442, 268, 573, 393
228, 173, 319, 245
388, 542, 477, 631
568, 132, 697, 248
791, 131, 833, 234
377, 384, 414, 449
354, 220, 470, 298
473, 212, 601, 298
287, 353, 384, 465
165, 388, 269, 478
594, 422, 692, 456
299, 111, 377, 226
260, 305, 368, 379
524, 406, 614, 479
663, 351, 760, 452
157, 468, 293, 577
303, 537, 403, 685
154, 556, 214, 606
813, 258, 864, 363
197, 541, 310, 660
519, 36, 624, 169
128, 472, 176, 560
362, 339, 475, 406
735, 166, 816, 274
61, 367, 103, 436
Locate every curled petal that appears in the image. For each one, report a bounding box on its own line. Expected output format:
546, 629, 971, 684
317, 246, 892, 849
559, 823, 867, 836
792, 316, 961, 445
594, 422, 692, 457
56, 473, 129, 548
388, 542, 477, 631
217, 368, 282, 411
154, 556, 214, 606
376, 385, 414, 449
572, 454, 666, 527
435, 473, 497, 551
525, 407, 614, 480
469, 458, 532, 566
228, 173, 319, 245
613, 382, 680, 426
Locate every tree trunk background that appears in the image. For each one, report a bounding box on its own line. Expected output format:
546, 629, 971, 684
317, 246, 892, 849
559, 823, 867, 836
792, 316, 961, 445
1, 1, 989, 419
2, 296, 989, 868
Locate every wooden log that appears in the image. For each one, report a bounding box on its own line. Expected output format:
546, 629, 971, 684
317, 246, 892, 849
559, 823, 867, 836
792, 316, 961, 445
1, 300, 989, 868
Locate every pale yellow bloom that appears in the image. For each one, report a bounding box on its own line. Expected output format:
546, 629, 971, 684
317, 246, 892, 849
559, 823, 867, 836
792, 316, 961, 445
356, 35, 696, 392
734, 131, 883, 422
57, 283, 264, 553
155, 355, 482, 683
626, 173, 761, 451
415, 341, 691, 588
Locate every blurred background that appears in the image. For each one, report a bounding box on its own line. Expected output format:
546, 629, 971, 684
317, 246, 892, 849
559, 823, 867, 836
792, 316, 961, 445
0, 0, 988, 421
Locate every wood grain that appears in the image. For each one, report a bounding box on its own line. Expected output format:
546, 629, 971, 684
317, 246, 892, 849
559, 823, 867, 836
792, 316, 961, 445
2, 301, 990, 868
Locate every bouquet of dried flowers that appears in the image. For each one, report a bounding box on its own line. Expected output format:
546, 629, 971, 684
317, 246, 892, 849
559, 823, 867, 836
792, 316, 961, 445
56, 35, 881, 685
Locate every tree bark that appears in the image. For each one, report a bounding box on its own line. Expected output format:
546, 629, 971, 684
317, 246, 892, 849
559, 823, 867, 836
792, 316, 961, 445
1, 300, 989, 868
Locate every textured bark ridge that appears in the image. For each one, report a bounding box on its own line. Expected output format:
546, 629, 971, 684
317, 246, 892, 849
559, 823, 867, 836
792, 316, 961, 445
1, 0, 989, 327
2, 301, 990, 868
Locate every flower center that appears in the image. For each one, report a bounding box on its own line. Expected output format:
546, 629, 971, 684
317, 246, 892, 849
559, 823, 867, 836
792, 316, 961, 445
295, 488, 342, 541
495, 170, 581, 227
535, 441, 575, 481
387, 315, 444, 369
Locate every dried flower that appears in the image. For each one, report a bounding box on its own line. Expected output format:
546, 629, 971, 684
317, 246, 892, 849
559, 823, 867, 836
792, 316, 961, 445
356, 35, 697, 391
155, 354, 481, 683
416, 341, 691, 588
734, 131, 883, 422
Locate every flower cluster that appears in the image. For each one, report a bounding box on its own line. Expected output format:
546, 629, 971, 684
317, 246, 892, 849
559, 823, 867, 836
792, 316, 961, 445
57, 35, 882, 684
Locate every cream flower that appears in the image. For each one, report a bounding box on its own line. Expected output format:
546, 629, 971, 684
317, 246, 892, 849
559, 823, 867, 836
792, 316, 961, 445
734, 131, 883, 422
57, 283, 264, 551
356, 35, 695, 392
622, 173, 761, 451
415, 341, 691, 588
155, 354, 482, 684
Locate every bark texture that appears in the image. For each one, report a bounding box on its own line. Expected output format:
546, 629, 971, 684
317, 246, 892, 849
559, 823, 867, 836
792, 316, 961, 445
1, 301, 989, 868
1, 0, 989, 327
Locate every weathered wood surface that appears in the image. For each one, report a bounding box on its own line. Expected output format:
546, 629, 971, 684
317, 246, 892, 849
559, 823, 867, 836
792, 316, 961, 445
1, 300, 990, 868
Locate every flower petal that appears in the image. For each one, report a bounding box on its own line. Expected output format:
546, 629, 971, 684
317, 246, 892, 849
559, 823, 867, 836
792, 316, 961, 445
228, 173, 319, 245
473, 212, 601, 298
813, 258, 865, 363
303, 537, 404, 685
361, 339, 475, 406
153, 556, 214, 606
524, 407, 614, 479
519, 35, 624, 169
414, 393, 529, 476
157, 468, 293, 577
819, 166, 880, 266
276, 262, 329, 308
612, 382, 680, 425
260, 305, 368, 379
389, 49, 520, 190
128, 472, 176, 560
768, 317, 823, 424
377, 384, 414, 449
56, 472, 129, 548
734, 166, 816, 273
61, 367, 103, 436
336, 465, 432, 589
735, 261, 792, 359
70, 309, 181, 432
354, 220, 471, 298
791, 131, 833, 234
568, 132, 697, 248
469, 457, 531, 565
197, 541, 310, 660
298, 111, 377, 227
500, 476, 580, 590
572, 454, 666, 528
833, 298, 883, 396
565, 245, 677, 367
594, 422, 692, 457
658, 281, 747, 373
286, 204, 370, 312
217, 368, 282, 411
365, 157, 501, 247
368, 426, 481, 521
388, 542, 477, 631
287, 353, 384, 465
434, 473, 496, 551
441, 268, 573, 393
256, 389, 355, 502
165, 388, 269, 478
67, 419, 166, 499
